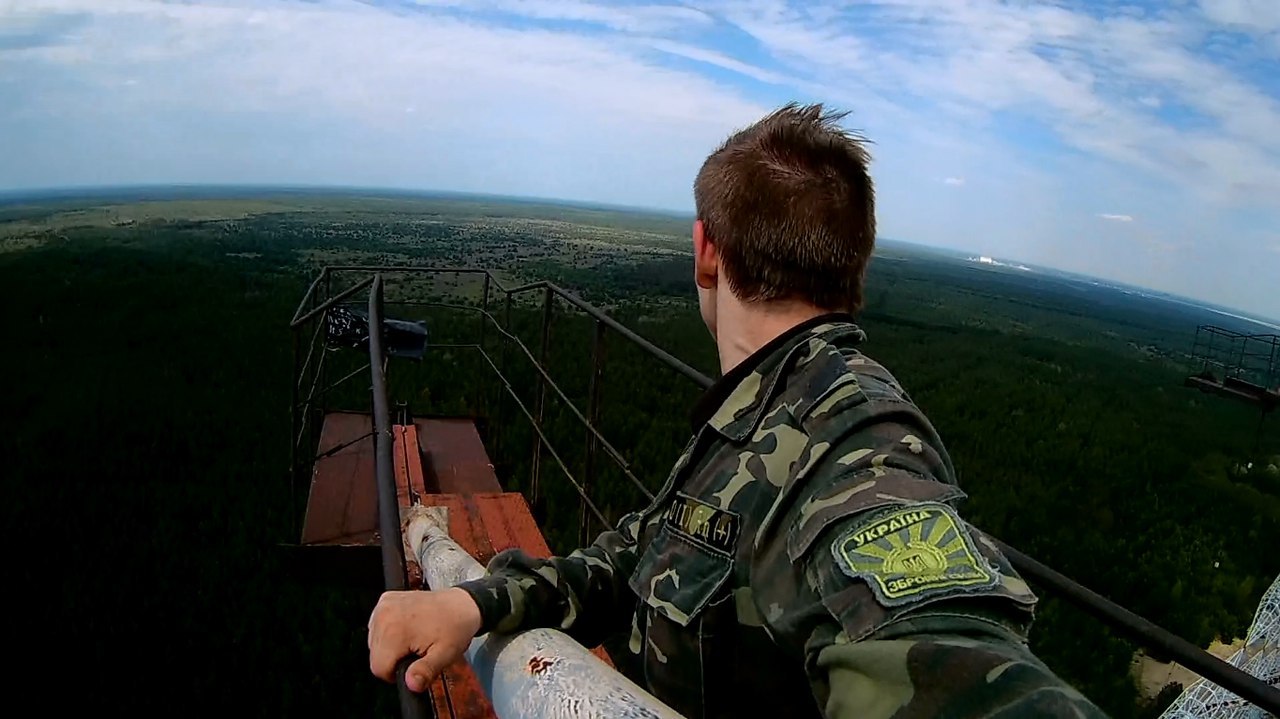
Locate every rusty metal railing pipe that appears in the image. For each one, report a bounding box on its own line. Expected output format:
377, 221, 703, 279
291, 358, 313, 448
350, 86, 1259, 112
291, 274, 376, 329
289, 267, 329, 327
405, 507, 683, 719
581, 320, 606, 546
321, 267, 711, 387
369, 275, 433, 719
530, 285, 554, 514
994, 539, 1280, 715
475, 348, 612, 529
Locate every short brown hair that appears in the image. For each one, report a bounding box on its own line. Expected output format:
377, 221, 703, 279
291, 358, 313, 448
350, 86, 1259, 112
694, 102, 875, 312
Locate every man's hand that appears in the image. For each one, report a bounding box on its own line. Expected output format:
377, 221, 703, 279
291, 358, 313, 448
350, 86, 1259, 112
368, 587, 483, 693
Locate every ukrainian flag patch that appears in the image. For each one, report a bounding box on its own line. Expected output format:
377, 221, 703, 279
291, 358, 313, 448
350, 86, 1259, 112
832, 502, 997, 606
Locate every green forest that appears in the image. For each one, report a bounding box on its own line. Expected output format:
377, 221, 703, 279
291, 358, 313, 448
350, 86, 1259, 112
3, 194, 1277, 717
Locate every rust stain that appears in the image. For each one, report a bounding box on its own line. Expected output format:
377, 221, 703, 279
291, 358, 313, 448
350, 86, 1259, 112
527, 655, 557, 675
590, 644, 615, 668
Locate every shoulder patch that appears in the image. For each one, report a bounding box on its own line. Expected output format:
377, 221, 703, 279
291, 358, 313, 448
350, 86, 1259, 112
831, 502, 997, 607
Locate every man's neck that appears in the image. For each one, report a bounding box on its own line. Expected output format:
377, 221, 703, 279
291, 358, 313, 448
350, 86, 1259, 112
715, 299, 827, 375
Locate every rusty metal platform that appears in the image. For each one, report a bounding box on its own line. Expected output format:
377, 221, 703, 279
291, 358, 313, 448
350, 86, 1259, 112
300, 413, 505, 547
301, 411, 378, 546
414, 418, 503, 494
1185, 374, 1280, 411
297, 411, 611, 718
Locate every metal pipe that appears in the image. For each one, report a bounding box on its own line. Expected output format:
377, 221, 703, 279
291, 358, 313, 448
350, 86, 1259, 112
368, 274, 433, 719
298, 361, 371, 410
480, 273, 492, 355
321, 268, 709, 388
409, 302, 653, 500
543, 282, 710, 389
476, 348, 612, 529
531, 286, 554, 515
290, 326, 301, 539
405, 506, 683, 719
289, 268, 329, 327
291, 275, 376, 329
581, 320, 606, 546
484, 308, 651, 500
478, 273, 492, 416
993, 539, 1280, 716
299, 331, 329, 411
295, 315, 326, 391
499, 292, 514, 453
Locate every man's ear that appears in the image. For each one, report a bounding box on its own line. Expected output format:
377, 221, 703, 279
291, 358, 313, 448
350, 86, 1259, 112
693, 220, 718, 291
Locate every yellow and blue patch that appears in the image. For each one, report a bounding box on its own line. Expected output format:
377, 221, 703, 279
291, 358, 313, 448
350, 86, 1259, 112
832, 502, 997, 606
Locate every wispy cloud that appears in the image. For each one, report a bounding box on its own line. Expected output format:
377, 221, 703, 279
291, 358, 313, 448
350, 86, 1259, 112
1099, 214, 1135, 222
1198, 0, 1280, 34
712, 0, 1280, 208
643, 39, 791, 85
410, 0, 714, 33
943, 177, 965, 186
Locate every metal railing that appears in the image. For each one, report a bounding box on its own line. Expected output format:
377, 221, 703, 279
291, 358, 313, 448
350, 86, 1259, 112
289, 266, 1280, 718
368, 275, 432, 719
1189, 325, 1279, 392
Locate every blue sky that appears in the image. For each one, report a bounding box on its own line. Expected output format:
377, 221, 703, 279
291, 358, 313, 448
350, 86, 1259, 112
2, 0, 1278, 319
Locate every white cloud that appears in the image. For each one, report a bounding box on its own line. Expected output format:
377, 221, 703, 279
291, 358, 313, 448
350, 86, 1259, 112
1, 0, 1277, 318
0, 0, 767, 205
1199, 0, 1280, 34
713, 0, 1280, 209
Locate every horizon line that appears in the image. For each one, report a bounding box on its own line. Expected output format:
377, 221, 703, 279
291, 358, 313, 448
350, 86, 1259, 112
4, 182, 1278, 327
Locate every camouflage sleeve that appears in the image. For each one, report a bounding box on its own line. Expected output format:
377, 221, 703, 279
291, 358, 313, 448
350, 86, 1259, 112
796, 508, 1108, 718
751, 402, 1106, 717
454, 511, 643, 647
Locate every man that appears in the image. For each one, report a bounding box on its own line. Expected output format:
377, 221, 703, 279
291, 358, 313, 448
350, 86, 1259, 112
369, 103, 1107, 718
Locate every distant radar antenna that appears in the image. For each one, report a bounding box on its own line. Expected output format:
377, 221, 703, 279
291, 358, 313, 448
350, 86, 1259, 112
1160, 574, 1280, 718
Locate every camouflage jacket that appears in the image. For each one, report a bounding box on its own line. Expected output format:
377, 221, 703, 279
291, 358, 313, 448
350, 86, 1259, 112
457, 317, 1107, 719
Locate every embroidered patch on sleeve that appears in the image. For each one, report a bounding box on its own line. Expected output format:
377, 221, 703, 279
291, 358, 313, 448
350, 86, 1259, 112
831, 502, 997, 607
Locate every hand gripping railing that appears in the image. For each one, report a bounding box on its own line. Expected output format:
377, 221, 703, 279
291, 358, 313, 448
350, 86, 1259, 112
403, 505, 684, 719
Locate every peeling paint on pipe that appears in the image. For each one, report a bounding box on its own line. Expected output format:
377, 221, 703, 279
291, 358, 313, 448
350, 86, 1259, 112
404, 506, 684, 719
